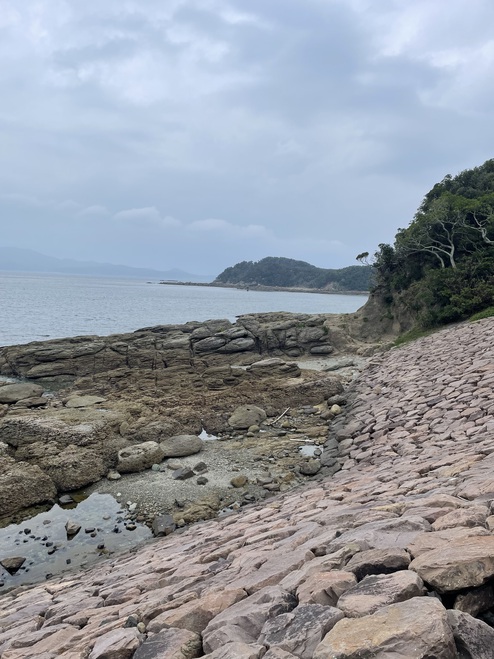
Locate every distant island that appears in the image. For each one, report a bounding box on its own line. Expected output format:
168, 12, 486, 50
213, 257, 372, 293
0, 246, 211, 282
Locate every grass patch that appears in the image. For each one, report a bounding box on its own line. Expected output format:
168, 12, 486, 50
469, 306, 494, 322
394, 327, 436, 347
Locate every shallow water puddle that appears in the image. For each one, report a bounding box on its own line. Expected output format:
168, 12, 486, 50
199, 428, 218, 441
0, 493, 151, 592
299, 444, 322, 458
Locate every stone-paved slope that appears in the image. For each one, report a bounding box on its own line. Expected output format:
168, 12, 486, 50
2, 319, 494, 657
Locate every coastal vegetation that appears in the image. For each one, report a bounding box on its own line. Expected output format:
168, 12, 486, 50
370, 159, 494, 329
215, 256, 372, 291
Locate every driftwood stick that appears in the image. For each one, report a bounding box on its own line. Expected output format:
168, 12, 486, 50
269, 407, 290, 425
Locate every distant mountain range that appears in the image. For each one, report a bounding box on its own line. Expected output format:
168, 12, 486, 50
0, 247, 212, 282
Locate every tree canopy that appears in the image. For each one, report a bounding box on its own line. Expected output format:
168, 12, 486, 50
215, 257, 372, 292
372, 159, 494, 327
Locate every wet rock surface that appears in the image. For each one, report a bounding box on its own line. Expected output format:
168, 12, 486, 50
1, 317, 494, 656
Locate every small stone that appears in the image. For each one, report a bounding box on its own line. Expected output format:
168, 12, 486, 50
172, 467, 195, 480
194, 461, 208, 473
0, 557, 26, 575
65, 520, 81, 537
230, 474, 248, 488
152, 514, 176, 536
197, 476, 208, 485
59, 494, 74, 505
107, 470, 122, 481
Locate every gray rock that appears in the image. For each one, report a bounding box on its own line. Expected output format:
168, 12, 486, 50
65, 520, 81, 537
194, 336, 227, 353
160, 435, 203, 458
117, 442, 165, 474
454, 584, 494, 617
259, 604, 344, 658
299, 459, 321, 476
133, 628, 202, 659
65, 395, 106, 408
0, 556, 26, 575
447, 609, 494, 659
172, 467, 195, 480
0, 383, 44, 404
309, 345, 333, 355
228, 405, 267, 430
152, 515, 176, 537
219, 338, 256, 353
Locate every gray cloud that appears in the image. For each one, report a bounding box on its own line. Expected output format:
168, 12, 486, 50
1, 0, 494, 275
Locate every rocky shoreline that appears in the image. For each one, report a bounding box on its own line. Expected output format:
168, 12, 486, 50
158, 281, 370, 296
3, 314, 494, 656
0, 312, 379, 530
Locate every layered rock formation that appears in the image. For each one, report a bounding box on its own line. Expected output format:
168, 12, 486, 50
0, 313, 364, 521
1, 317, 494, 655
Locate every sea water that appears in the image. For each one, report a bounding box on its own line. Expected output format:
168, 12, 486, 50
0, 272, 368, 347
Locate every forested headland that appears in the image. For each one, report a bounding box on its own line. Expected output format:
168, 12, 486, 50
368, 159, 494, 330
215, 257, 372, 292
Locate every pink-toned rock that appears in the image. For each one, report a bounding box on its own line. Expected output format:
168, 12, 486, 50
88, 628, 142, 659
2, 626, 81, 658
345, 547, 410, 580
431, 506, 488, 531
133, 628, 202, 659
313, 597, 456, 659
409, 536, 494, 593
296, 571, 356, 606
337, 570, 424, 617
204, 642, 266, 658
227, 549, 314, 594
328, 517, 430, 552
202, 586, 297, 653
455, 477, 494, 501
407, 526, 490, 558
147, 588, 247, 634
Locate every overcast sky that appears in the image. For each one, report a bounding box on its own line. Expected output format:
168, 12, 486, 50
1, 0, 494, 276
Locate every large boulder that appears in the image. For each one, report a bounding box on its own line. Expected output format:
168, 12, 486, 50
38, 445, 106, 490
0, 383, 44, 404
160, 435, 203, 458
228, 405, 267, 430
117, 441, 165, 473
409, 536, 494, 593
0, 458, 56, 515
313, 597, 456, 658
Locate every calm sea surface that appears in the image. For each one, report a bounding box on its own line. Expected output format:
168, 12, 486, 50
0, 272, 368, 347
